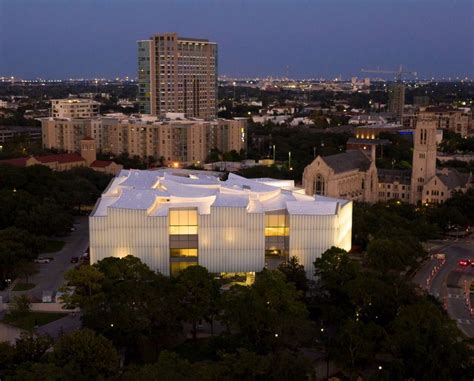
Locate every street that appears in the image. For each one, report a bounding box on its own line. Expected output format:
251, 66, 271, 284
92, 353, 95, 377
413, 234, 474, 337
0, 216, 89, 303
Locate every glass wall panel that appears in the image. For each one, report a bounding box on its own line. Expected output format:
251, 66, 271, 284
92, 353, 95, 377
170, 248, 198, 258
169, 208, 198, 235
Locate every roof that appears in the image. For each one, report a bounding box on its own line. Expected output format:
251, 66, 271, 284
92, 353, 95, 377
320, 150, 372, 174
0, 153, 85, 167
90, 160, 113, 168
437, 169, 471, 190
91, 169, 350, 218
347, 137, 391, 146
36, 153, 85, 164
378, 169, 412, 185
0, 157, 29, 167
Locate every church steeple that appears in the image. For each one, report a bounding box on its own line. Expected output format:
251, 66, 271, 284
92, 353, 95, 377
410, 117, 437, 204
80, 137, 97, 166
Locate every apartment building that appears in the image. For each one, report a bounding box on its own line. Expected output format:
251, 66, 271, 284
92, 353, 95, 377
51, 99, 100, 118
138, 33, 217, 118
41, 115, 246, 166
403, 106, 472, 137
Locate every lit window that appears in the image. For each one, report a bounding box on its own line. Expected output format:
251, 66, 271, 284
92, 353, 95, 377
170, 262, 196, 276
170, 248, 198, 258
265, 213, 289, 236
169, 209, 198, 235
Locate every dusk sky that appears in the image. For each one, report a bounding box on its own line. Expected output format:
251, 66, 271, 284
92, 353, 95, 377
0, 0, 472, 79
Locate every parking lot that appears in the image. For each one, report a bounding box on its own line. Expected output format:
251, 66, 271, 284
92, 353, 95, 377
0, 216, 89, 303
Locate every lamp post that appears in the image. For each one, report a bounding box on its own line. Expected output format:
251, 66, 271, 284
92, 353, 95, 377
288, 151, 292, 170
272, 145, 276, 162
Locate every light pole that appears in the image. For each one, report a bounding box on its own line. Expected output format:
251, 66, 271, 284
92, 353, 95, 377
272, 145, 276, 162
288, 151, 292, 170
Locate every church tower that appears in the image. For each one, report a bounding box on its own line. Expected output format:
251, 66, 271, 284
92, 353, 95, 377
410, 117, 437, 204
80, 137, 97, 166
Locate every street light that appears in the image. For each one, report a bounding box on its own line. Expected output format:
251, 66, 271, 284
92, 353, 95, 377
288, 151, 292, 170
272, 145, 276, 162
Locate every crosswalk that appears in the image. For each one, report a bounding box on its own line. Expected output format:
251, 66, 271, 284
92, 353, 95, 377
448, 293, 463, 299
457, 319, 474, 325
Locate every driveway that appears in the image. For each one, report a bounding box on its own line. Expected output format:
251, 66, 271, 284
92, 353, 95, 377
0, 216, 89, 303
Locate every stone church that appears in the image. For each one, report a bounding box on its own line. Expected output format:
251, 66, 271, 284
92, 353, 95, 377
303, 117, 472, 204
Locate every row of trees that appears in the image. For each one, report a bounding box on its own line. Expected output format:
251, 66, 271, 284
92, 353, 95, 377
1, 248, 469, 380
0, 165, 112, 285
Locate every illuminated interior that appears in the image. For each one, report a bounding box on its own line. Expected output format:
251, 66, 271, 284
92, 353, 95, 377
264, 213, 289, 236
169, 209, 198, 235
170, 261, 196, 276
170, 248, 198, 257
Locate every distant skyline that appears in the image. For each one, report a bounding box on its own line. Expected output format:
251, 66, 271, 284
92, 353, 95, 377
0, 0, 472, 79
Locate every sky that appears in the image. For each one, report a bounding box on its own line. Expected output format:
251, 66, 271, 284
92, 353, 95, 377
0, 0, 472, 79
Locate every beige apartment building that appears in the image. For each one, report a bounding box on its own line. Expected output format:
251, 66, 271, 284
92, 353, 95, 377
41, 115, 246, 166
403, 106, 472, 137
138, 33, 217, 118
51, 99, 100, 118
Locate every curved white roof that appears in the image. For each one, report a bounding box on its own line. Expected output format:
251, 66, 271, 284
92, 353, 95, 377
91, 169, 349, 217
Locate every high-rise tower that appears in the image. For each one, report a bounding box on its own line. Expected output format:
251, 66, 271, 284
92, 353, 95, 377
138, 33, 217, 118
388, 83, 405, 121
410, 117, 437, 204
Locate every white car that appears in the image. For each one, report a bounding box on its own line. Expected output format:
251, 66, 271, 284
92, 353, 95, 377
34, 258, 51, 264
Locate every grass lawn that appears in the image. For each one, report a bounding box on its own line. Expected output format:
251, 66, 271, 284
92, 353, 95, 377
12, 283, 35, 291
3, 312, 68, 331
43, 240, 66, 253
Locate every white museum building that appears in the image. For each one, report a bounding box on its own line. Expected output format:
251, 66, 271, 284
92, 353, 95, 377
89, 169, 352, 280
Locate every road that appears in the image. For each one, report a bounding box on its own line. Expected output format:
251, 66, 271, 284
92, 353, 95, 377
413, 234, 474, 337
0, 216, 89, 303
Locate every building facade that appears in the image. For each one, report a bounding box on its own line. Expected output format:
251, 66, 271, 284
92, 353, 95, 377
41, 115, 247, 166
51, 99, 100, 118
0, 138, 122, 175
403, 106, 472, 137
89, 170, 352, 279
138, 33, 217, 118
388, 83, 405, 121
303, 117, 472, 204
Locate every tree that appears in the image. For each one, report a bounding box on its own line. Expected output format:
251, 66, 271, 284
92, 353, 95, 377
14, 332, 53, 363
278, 256, 308, 293
62, 265, 104, 308
367, 238, 422, 273
221, 270, 313, 352
175, 265, 220, 340
9, 363, 64, 381
8, 294, 31, 319
388, 302, 474, 380
52, 329, 120, 380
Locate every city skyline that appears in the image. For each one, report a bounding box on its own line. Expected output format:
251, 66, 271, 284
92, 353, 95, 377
0, 0, 472, 79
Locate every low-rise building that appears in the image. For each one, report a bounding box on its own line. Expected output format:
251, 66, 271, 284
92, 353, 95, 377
0, 126, 42, 144
0, 138, 122, 175
89, 170, 352, 279
51, 99, 100, 118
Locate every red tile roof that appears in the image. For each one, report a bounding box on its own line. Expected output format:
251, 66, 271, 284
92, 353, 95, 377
90, 160, 113, 168
0, 153, 85, 167
36, 153, 85, 164
0, 157, 29, 167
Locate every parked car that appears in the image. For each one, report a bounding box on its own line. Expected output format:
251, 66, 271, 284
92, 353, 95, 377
42, 290, 55, 303
34, 258, 51, 264
70, 257, 79, 264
